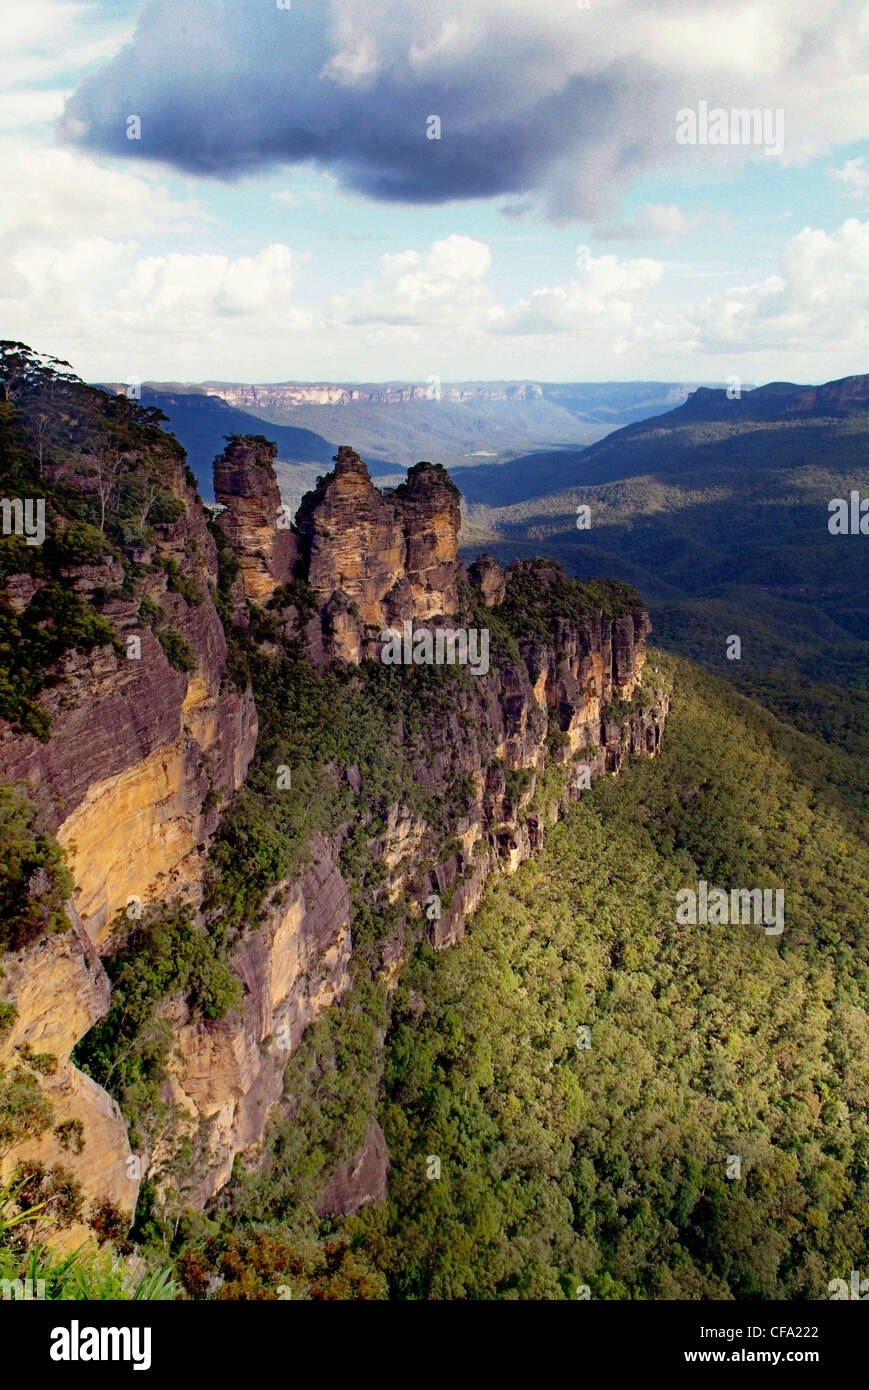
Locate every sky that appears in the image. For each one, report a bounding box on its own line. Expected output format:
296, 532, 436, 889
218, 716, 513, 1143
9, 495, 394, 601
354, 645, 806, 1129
3, 0, 869, 385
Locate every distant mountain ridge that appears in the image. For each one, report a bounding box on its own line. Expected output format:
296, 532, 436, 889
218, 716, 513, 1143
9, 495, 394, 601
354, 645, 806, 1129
101, 379, 709, 490
453, 370, 869, 691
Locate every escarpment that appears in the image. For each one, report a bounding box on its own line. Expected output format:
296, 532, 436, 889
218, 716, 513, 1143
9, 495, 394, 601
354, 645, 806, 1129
1, 367, 256, 1243
1, 372, 668, 1242
157, 445, 667, 1208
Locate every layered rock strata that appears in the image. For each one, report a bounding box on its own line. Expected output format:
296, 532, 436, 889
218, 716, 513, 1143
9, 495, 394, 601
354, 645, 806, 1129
1, 433, 667, 1232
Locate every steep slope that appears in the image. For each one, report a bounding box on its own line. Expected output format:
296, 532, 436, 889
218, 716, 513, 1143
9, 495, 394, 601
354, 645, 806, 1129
0, 344, 257, 1248
0, 344, 667, 1259
348, 657, 869, 1300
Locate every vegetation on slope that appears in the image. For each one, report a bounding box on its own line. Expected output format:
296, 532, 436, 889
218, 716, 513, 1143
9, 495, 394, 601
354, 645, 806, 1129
0, 341, 200, 737
347, 657, 869, 1298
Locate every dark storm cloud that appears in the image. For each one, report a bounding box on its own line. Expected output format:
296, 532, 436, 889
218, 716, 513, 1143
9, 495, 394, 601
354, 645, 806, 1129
58, 0, 862, 219
58, 0, 687, 219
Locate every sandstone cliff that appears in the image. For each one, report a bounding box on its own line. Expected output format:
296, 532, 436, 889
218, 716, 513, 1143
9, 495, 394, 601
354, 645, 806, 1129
150, 445, 667, 1211
0, 396, 257, 1238
0, 906, 135, 1250
1, 407, 667, 1236
204, 382, 546, 411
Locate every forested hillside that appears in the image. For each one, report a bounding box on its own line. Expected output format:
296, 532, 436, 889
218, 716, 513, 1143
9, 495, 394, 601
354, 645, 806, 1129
172, 656, 869, 1299
457, 379, 869, 705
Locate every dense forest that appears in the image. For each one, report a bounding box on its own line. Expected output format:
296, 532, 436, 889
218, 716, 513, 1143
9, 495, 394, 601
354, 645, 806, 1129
157, 655, 868, 1298
1, 345, 867, 1300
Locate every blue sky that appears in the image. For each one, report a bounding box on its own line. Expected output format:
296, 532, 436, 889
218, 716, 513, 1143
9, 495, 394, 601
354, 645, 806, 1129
3, 0, 869, 385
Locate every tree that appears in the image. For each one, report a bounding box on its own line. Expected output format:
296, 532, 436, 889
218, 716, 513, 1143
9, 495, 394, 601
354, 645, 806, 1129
0, 342, 78, 402
89, 448, 125, 533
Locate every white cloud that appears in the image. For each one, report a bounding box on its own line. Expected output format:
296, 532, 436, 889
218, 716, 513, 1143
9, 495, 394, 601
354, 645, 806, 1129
0, 135, 309, 376
693, 218, 869, 353
0, 138, 203, 253
113, 244, 305, 322
0, 0, 133, 135
332, 235, 497, 327
829, 157, 869, 197
498, 255, 665, 338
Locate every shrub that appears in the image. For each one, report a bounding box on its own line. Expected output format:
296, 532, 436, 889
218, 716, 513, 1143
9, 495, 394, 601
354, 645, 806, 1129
156, 627, 196, 672
88, 1197, 130, 1249
53, 1119, 85, 1155
51, 521, 114, 568
0, 1069, 55, 1156
0, 784, 74, 950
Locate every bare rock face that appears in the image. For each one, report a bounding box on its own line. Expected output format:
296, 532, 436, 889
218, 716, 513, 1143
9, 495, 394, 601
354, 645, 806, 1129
0, 475, 258, 946
297, 448, 404, 644
361, 560, 666, 953
295, 447, 462, 661
0, 441, 257, 1238
468, 553, 507, 608
156, 834, 352, 1206
316, 1118, 389, 1217
0, 906, 137, 1250
213, 436, 298, 604
392, 460, 462, 620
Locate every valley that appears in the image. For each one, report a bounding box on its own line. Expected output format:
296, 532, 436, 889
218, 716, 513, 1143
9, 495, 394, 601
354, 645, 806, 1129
0, 345, 866, 1302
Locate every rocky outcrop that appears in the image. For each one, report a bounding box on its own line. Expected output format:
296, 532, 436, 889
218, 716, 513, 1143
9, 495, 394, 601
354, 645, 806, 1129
0, 906, 137, 1250
213, 436, 298, 604
295, 447, 461, 661
367, 558, 665, 950
316, 1118, 389, 1217
468, 553, 506, 608
157, 834, 352, 1205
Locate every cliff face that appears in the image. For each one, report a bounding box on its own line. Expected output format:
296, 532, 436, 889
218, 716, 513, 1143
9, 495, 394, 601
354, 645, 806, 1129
1, 415, 667, 1237
0, 460, 257, 945
213, 435, 297, 605
156, 445, 666, 1213
0, 414, 257, 1237
0, 907, 136, 1250
295, 447, 461, 661
157, 833, 352, 1206
204, 382, 545, 410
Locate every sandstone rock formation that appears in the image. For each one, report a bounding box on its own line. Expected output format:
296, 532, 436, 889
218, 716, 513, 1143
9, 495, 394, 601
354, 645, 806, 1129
1, 425, 667, 1239
468, 553, 507, 607
0, 906, 137, 1250
159, 834, 352, 1206
295, 447, 461, 661
316, 1118, 389, 1217
213, 435, 297, 604
0, 466, 257, 946
0, 436, 256, 1231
